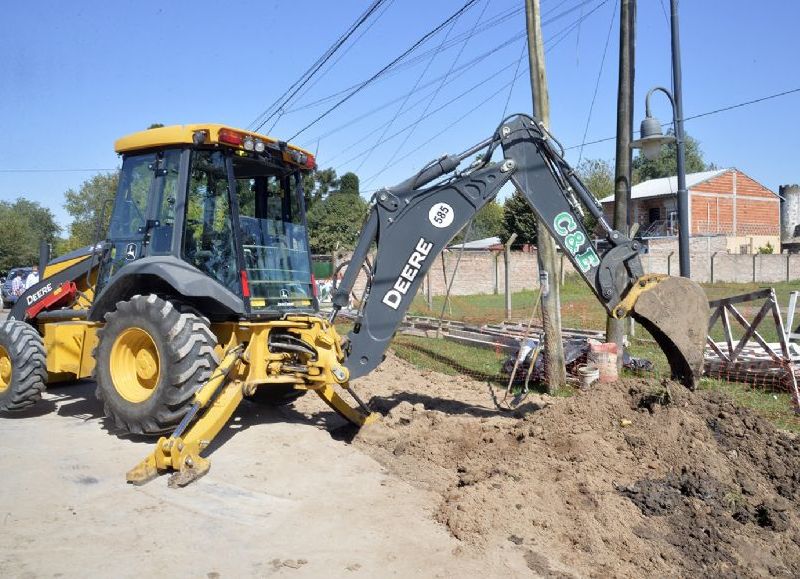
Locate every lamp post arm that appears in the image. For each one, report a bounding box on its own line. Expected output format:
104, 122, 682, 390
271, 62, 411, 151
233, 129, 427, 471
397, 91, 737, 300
644, 87, 678, 138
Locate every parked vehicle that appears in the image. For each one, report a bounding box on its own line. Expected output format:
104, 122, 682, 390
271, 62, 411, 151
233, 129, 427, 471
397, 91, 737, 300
2, 267, 33, 308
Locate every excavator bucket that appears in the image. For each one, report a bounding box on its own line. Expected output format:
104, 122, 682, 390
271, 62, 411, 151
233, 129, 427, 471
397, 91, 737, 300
628, 276, 710, 389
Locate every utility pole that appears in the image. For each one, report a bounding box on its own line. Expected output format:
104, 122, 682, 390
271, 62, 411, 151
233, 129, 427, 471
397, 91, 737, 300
525, 0, 566, 392
606, 0, 635, 356
670, 0, 690, 278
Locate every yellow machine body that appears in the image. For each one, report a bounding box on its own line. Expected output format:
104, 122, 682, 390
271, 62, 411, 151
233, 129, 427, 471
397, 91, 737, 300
126, 315, 376, 486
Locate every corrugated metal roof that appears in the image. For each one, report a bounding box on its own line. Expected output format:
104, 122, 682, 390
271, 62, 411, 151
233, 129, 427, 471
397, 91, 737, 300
448, 236, 502, 250
599, 169, 729, 203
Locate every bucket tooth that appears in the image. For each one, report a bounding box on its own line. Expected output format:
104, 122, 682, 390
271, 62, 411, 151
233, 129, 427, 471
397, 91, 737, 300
630, 276, 709, 389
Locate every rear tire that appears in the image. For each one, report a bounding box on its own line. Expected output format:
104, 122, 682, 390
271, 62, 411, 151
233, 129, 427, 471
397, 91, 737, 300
0, 321, 47, 411
94, 294, 218, 435
246, 385, 306, 407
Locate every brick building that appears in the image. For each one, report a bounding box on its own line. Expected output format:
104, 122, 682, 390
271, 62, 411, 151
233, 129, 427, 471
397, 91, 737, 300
600, 168, 780, 254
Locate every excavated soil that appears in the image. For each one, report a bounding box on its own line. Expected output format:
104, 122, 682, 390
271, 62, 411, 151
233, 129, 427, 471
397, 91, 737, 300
342, 353, 800, 578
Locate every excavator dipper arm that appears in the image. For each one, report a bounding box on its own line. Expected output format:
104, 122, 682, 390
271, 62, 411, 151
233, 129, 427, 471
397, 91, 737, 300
333, 114, 708, 387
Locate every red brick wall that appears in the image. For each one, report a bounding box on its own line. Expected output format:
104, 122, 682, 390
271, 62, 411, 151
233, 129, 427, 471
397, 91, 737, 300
690, 170, 778, 236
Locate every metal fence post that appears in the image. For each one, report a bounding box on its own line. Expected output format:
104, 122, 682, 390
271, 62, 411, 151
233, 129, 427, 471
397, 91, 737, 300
787, 253, 791, 283
426, 273, 433, 308
753, 253, 757, 283
667, 251, 675, 276
504, 234, 517, 320
493, 252, 499, 295
710, 251, 719, 283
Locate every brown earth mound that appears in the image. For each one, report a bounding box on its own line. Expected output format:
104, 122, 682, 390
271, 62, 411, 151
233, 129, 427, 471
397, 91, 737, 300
349, 354, 800, 577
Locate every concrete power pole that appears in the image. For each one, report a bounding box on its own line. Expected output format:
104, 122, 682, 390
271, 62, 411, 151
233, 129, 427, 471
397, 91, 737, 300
525, 0, 566, 392
606, 0, 636, 355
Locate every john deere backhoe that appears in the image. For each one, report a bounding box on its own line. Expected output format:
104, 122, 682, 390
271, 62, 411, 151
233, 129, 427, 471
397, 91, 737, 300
0, 114, 709, 485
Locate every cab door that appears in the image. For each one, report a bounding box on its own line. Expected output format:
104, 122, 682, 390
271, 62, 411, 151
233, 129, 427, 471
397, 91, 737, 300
98, 149, 182, 287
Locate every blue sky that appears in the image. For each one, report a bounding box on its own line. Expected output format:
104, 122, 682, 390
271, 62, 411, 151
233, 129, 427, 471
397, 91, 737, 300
1, 0, 798, 232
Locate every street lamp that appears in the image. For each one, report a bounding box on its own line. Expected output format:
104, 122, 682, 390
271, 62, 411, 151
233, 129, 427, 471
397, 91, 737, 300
630, 88, 676, 160
630, 0, 689, 278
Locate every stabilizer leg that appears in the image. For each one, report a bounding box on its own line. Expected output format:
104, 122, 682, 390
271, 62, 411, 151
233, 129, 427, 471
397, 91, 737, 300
314, 384, 379, 426
127, 347, 244, 486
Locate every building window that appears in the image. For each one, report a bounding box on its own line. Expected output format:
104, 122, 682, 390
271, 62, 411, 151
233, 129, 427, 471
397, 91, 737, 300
668, 210, 678, 236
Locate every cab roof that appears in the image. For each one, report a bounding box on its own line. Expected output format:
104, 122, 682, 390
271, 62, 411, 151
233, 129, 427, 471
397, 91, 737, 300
114, 124, 315, 169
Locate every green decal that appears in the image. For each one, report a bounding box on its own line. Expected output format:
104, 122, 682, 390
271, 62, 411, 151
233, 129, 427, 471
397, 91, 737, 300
553, 211, 576, 236
575, 248, 600, 272
564, 230, 586, 254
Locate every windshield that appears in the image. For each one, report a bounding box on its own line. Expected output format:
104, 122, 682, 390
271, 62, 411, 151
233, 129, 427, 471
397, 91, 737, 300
234, 162, 314, 311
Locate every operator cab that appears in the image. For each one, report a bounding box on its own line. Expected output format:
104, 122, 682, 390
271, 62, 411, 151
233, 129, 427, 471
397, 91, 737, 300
100, 124, 317, 319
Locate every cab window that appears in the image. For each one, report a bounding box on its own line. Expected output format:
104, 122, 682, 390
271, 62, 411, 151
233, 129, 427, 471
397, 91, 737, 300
182, 151, 239, 294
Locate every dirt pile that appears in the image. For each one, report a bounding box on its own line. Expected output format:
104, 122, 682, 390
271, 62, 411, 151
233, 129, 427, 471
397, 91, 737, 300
350, 355, 800, 577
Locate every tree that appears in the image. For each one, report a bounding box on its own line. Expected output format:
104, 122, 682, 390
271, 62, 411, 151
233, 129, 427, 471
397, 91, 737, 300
306, 190, 368, 254
0, 198, 60, 272
302, 167, 339, 210
576, 158, 614, 234
147, 123, 165, 129
500, 190, 537, 246
338, 172, 359, 196
576, 158, 614, 199
63, 172, 119, 251
632, 131, 710, 183
453, 200, 504, 244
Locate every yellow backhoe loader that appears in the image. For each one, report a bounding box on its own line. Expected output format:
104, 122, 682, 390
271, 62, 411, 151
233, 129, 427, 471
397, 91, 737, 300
0, 115, 709, 486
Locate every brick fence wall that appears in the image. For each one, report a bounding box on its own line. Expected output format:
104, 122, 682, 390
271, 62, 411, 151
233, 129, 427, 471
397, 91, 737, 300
334, 236, 800, 300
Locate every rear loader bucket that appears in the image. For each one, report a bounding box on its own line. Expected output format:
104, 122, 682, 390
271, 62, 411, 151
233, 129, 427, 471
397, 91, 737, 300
630, 276, 709, 389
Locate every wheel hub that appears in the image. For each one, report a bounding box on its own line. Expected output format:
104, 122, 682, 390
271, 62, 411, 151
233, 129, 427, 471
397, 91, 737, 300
0, 346, 11, 392
135, 349, 158, 381
111, 327, 161, 403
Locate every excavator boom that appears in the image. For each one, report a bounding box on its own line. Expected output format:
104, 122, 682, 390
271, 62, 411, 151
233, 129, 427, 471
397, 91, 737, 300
333, 113, 709, 387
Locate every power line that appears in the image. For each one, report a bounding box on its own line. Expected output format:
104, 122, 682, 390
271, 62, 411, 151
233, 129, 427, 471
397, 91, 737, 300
564, 86, 800, 151
284, 4, 524, 115
354, 0, 473, 173
285, 0, 594, 119
361, 70, 528, 190
499, 38, 529, 122
249, 0, 389, 132
287, 0, 397, 111
287, 0, 483, 141
364, 0, 492, 181
331, 61, 519, 168
298, 32, 527, 148
577, 0, 617, 165
308, 0, 608, 156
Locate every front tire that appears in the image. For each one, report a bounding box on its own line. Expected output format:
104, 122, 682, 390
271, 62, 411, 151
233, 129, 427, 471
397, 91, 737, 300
95, 295, 218, 435
0, 321, 47, 411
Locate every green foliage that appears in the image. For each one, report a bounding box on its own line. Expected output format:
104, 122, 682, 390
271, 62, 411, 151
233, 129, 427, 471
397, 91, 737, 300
0, 198, 60, 271
632, 131, 710, 183
63, 172, 119, 251
303, 167, 339, 210
757, 242, 774, 255
452, 200, 504, 244
576, 158, 614, 199
500, 190, 537, 246
147, 123, 165, 129
338, 172, 359, 196
306, 190, 368, 254
576, 158, 614, 234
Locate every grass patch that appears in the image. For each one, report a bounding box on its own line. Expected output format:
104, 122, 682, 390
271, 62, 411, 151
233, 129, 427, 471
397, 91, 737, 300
392, 334, 505, 382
